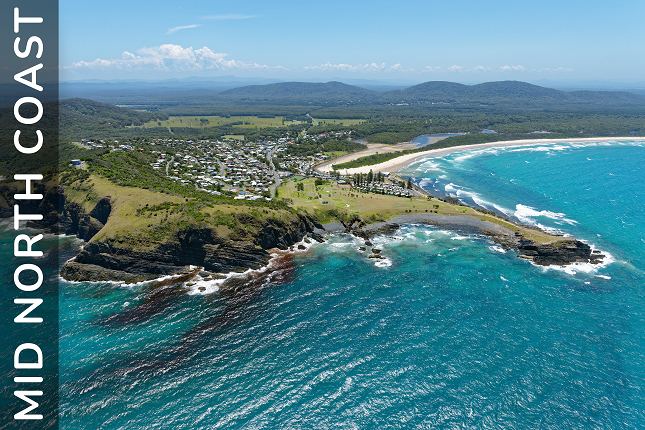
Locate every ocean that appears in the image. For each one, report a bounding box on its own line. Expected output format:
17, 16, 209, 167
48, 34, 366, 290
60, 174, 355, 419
18, 139, 645, 428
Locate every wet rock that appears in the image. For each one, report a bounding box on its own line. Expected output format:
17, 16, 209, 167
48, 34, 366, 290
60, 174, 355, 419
60, 261, 168, 283
359, 246, 366, 251
198, 286, 206, 292
310, 232, 325, 243
368, 254, 384, 259
518, 239, 601, 266
297, 244, 306, 250
365, 241, 373, 247
372, 248, 381, 254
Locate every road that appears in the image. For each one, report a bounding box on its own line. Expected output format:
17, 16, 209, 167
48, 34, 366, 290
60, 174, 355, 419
216, 159, 227, 177
267, 146, 281, 196
165, 155, 174, 176
306, 113, 319, 126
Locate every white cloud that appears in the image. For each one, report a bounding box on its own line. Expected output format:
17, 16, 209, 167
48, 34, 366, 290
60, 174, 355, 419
167, 24, 201, 35
472, 66, 491, 72
447, 65, 463, 72
202, 14, 257, 20
65, 44, 281, 71
533, 67, 574, 72
500, 65, 525, 71
423, 66, 442, 72
303, 62, 407, 73
304, 62, 386, 72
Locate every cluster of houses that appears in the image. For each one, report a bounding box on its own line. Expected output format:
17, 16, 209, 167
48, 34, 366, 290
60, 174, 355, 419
144, 138, 284, 199
74, 129, 416, 200
352, 181, 413, 197
73, 139, 106, 149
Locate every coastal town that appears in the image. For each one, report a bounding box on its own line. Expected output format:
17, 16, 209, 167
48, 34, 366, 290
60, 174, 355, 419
72, 131, 418, 201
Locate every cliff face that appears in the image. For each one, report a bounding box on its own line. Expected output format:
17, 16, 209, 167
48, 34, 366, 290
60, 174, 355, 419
54, 188, 321, 283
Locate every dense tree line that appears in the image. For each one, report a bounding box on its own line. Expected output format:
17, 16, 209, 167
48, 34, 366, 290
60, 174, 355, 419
283, 138, 366, 157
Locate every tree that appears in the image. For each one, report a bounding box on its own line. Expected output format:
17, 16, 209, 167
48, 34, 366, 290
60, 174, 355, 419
407, 178, 412, 189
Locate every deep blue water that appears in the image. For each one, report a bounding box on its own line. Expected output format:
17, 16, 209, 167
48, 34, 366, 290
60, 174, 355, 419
51, 140, 645, 428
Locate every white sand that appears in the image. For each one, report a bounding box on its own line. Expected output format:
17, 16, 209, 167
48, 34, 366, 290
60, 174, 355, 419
319, 137, 645, 175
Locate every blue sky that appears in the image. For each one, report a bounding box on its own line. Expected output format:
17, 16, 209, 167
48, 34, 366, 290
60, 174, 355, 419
60, 0, 645, 83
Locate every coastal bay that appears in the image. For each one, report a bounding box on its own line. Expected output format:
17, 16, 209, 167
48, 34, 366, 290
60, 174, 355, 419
56, 139, 645, 428
320, 136, 645, 175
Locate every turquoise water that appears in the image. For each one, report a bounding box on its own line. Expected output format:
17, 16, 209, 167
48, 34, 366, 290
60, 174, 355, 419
55, 140, 644, 429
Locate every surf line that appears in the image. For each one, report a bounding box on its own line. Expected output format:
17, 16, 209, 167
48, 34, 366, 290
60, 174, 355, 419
10, 7, 49, 422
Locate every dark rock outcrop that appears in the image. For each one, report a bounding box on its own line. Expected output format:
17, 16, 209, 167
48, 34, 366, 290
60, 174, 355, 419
517, 239, 603, 266
353, 216, 602, 267
22, 186, 112, 241
60, 211, 321, 282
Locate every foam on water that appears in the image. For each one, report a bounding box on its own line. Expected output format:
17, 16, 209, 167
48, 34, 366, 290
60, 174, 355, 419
53, 140, 645, 429
514, 204, 578, 226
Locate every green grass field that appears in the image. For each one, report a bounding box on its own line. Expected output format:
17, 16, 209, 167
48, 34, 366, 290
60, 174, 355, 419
140, 116, 288, 129
280, 178, 562, 244
138, 116, 366, 129
312, 118, 365, 126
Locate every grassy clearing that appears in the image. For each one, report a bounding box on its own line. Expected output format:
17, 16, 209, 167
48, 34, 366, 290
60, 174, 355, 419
323, 151, 350, 158
312, 118, 366, 126
280, 178, 561, 244
136, 116, 366, 130
139, 115, 287, 129
65, 175, 289, 250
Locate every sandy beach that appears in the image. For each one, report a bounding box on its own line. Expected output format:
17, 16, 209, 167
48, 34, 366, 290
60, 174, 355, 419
318, 136, 645, 175
315, 135, 454, 173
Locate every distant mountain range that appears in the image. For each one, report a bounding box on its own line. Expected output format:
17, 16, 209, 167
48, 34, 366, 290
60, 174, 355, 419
215, 80, 645, 107
59, 79, 645, 110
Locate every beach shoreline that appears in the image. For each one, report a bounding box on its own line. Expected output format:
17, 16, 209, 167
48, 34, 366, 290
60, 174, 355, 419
319, 136, 645, 175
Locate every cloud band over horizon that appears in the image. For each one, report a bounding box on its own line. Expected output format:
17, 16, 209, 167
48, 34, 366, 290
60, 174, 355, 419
64, 44, 574, 78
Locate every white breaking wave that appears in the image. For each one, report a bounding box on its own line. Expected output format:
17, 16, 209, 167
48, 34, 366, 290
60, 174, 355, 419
456, 188, 493, 209
536, 245, 615, 276
515, 204, 578, 226
444, 183, 459, 193
418, 178, 435, 189
493, 204, 516, 218
374, 258, 392, 268
510, 144, 570, 153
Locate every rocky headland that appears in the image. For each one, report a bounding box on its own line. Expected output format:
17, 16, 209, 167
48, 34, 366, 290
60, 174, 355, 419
4, 182, 603, 284
347, 214, 604, 267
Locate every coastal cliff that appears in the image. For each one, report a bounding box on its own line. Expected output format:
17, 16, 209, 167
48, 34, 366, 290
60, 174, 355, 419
5, 178, 603, 284
26, 185, 322, 283
61, 217, 322, 283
